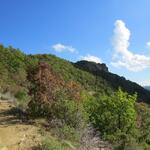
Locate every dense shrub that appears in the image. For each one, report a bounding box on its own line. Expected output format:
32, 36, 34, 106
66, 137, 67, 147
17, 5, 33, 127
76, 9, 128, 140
51, 124, 80, 142
85, 88, 137, 136
113, 133, 141, 150
27, 62, 88, 144
39, 137, 76, 150
48, 97, 88, 129
15, 90, 28, 101
36, 92, 88, 142
27, 62, 88, 125
27, 61, 65, 116
15, 90, 30, 110
136, 103, 150, 147
40, 138, 62, 150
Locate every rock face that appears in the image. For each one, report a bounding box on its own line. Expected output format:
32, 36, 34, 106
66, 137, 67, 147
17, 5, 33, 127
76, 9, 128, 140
74, 60, 109, 74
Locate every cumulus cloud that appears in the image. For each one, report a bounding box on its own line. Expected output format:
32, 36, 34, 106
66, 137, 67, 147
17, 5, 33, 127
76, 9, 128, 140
111, 20, 150, 72
80, 54, 102, 63
52, 43, 76, 53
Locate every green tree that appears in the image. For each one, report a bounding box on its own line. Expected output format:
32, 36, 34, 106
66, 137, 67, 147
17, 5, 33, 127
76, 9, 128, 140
85, 88, 137, 135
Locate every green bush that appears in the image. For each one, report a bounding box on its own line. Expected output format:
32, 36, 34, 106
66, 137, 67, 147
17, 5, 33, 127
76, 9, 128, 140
15, 90, 29, 110
15, 90, 28, 101
136, 103, 150, 146
48, 98, 88, 130
113, 133, 141, 150
39, 137, 76, 150
41, 138, 62, 150
52, 125, 80, 142
85, 88, 137, 136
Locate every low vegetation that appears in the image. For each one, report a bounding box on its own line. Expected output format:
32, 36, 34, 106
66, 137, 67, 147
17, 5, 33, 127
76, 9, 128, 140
0, 45, 150, 149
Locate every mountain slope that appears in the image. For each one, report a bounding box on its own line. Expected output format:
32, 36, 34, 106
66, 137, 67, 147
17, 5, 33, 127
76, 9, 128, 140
74, 60, 150, 103
0, 45, 113, 98
0, 45, 150, 104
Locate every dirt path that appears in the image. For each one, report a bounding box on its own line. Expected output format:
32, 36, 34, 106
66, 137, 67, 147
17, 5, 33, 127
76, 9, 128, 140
0, 100, 42, 150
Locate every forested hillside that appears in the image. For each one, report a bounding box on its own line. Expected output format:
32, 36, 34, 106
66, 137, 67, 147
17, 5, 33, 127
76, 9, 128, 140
0, 45, 112, 99
0, 45, 150, 104
1, 45, 150, 149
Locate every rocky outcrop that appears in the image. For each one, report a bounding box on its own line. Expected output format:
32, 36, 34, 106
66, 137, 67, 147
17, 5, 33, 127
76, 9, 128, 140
74, 60, 150, 104
74, 61, 109, 74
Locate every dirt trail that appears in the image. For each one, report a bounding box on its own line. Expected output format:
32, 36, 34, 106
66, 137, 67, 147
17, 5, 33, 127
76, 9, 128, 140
0, 100, 42, 150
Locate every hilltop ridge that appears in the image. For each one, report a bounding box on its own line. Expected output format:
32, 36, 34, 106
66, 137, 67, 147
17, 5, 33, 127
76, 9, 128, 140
74, 60, 150, 103
0, 45, 150, 104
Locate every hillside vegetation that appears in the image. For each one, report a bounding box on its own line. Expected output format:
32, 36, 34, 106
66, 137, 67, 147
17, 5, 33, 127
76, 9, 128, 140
1, 45, 150, 104
0, 45, 150, 150
0, 45, 112, 100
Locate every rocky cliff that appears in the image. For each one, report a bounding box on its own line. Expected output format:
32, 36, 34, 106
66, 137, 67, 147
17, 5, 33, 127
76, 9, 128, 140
74, 60, 109, 73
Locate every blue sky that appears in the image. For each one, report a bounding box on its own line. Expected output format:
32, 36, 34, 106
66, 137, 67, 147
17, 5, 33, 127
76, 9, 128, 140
0, 0, 150, 85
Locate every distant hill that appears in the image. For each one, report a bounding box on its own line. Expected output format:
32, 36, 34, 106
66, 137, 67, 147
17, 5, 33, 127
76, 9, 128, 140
144, 86, 150, 91
0, 45, 150, 104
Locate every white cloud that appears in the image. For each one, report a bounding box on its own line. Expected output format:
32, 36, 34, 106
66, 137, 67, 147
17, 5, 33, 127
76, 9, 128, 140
146, 42, 150, 48
80, 54, 102, 63
140, 81, 150, 86
111, 20, 150, 72
52, 43, 76, 53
